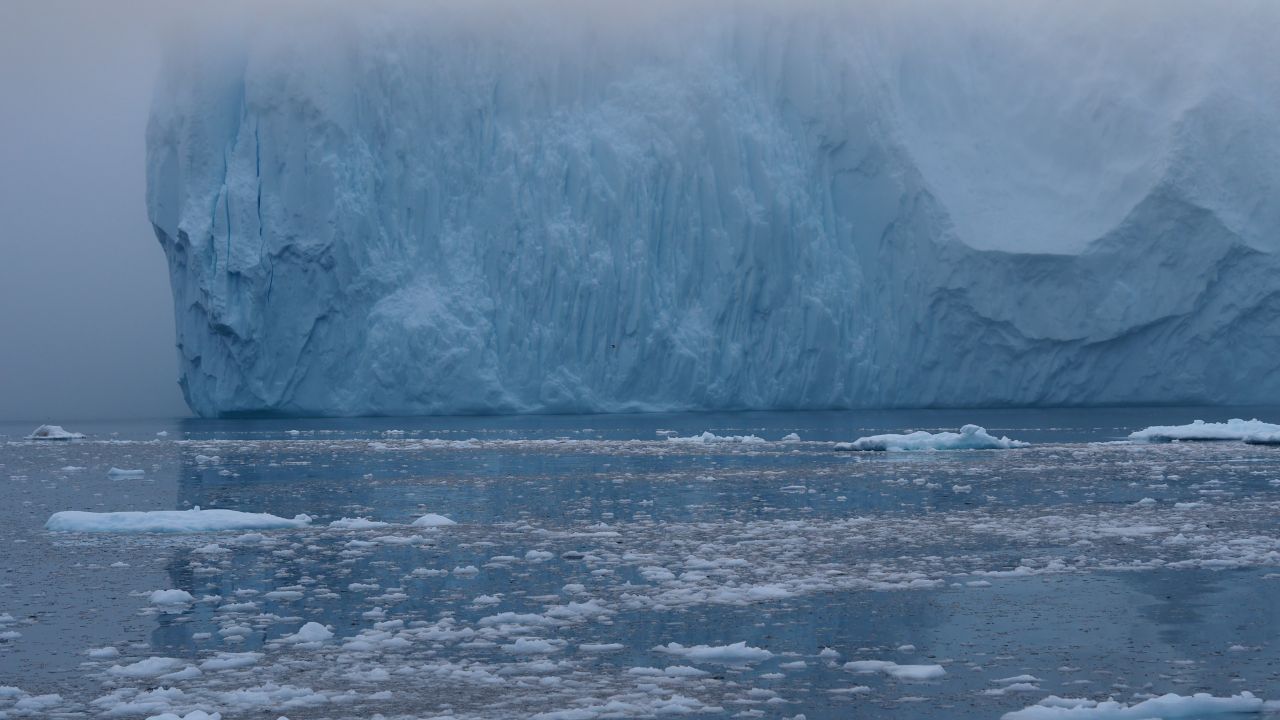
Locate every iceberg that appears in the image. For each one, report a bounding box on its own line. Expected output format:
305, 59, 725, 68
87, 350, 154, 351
45, 508, 312, 533
836, 424, 1028, 452
1128, 419, 1280, 443
25, 425, 84, 440
147, 2, 1280, 417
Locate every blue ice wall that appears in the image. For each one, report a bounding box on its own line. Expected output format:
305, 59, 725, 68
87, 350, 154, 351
147, 2, 1280, 416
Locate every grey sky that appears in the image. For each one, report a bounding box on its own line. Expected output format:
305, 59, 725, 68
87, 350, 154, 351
0, 1, 189, 421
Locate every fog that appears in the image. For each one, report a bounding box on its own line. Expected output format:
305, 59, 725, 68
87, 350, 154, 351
0, 1, 189, 421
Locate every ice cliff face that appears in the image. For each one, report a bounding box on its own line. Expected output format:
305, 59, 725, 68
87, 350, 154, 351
147, 1, 1280, 417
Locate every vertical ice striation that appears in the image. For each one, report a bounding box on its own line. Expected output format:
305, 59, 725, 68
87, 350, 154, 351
147, 1, 1280, 417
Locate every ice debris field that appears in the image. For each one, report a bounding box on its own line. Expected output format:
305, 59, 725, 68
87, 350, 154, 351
2, 411, 1280, 719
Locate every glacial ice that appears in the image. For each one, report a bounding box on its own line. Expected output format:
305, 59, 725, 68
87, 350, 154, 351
45, 508, 312, 533
147, 1, 1280, 417
26, 425, 84, 440
836, 424, 1028, 452
1128, 419, 1280, 443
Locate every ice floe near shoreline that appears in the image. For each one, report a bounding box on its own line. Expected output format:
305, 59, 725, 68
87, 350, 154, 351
45, 508, 312, 533
1129, 418, 1280, 443
836, 424, 1029, 451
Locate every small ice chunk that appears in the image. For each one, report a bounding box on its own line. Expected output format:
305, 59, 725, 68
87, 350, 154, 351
836, 425, 1028, 452
412, 513, 457, 527
46, 508, 311, 534
1129, 418, 1280, 443
845, 660, 946, 680
149, 589, 195, 606
328, 517, 389, 529
654, 641, 773, 664
26, 425, 84, 440
666, 431, 767, 445
107, 468, 146, 477
107, 657, 185, 678
282, 622, 333, 645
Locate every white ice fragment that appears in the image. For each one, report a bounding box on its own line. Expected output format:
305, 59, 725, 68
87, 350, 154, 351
149, 589, 195, 606
47, 508, 311, 534
411, 513, 457, 527
107, 467, 146, 477
107, 657, 186, 678
282, 622, 333, 645
26, 425, 84, 440
845, 660, 946, 680
836, 425, 1029, 452
666, 431, 767, 445
654, 641, 773, 664
328, 517, 389, 529
1129, 418, 1280, 443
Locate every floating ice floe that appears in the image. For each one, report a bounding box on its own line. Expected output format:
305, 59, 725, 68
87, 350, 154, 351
666, 431, 767, 445
835, 424, 1029, 451
148, 589, 195, 607
25, 424, 84, 440
412, 513, 457, 527
282, 622, 334, 646
844, 660, 947, 680
1003, 691, 1265, 719
328, 517, 389, 529
653, 641, 773, 664
107, 467, 146, 478
1128, 418, 1280, 443
45, 508, 312, 533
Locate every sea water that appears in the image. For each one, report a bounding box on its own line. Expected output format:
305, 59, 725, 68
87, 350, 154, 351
1, 407, 1277, 718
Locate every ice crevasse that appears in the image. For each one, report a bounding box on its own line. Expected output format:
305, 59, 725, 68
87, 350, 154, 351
146, 0, 1280, 417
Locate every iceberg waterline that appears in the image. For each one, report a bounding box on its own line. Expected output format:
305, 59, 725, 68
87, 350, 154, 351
148, 1, 1280, 417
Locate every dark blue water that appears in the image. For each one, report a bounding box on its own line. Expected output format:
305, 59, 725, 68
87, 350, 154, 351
1, 407, 1278, 718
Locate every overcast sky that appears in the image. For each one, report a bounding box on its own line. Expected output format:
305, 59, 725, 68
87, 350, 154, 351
0, 1, 191, 421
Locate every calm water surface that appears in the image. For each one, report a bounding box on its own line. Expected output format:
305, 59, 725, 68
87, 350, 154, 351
1, 407, 1278, 719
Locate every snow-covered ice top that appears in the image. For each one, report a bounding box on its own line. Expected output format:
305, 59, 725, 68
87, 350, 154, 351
1128, 418, 1280, 443
836, 424, 1029, 452
45, 508, 312, 533
148, 2, 1280, 417
25, 425, 84, 440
